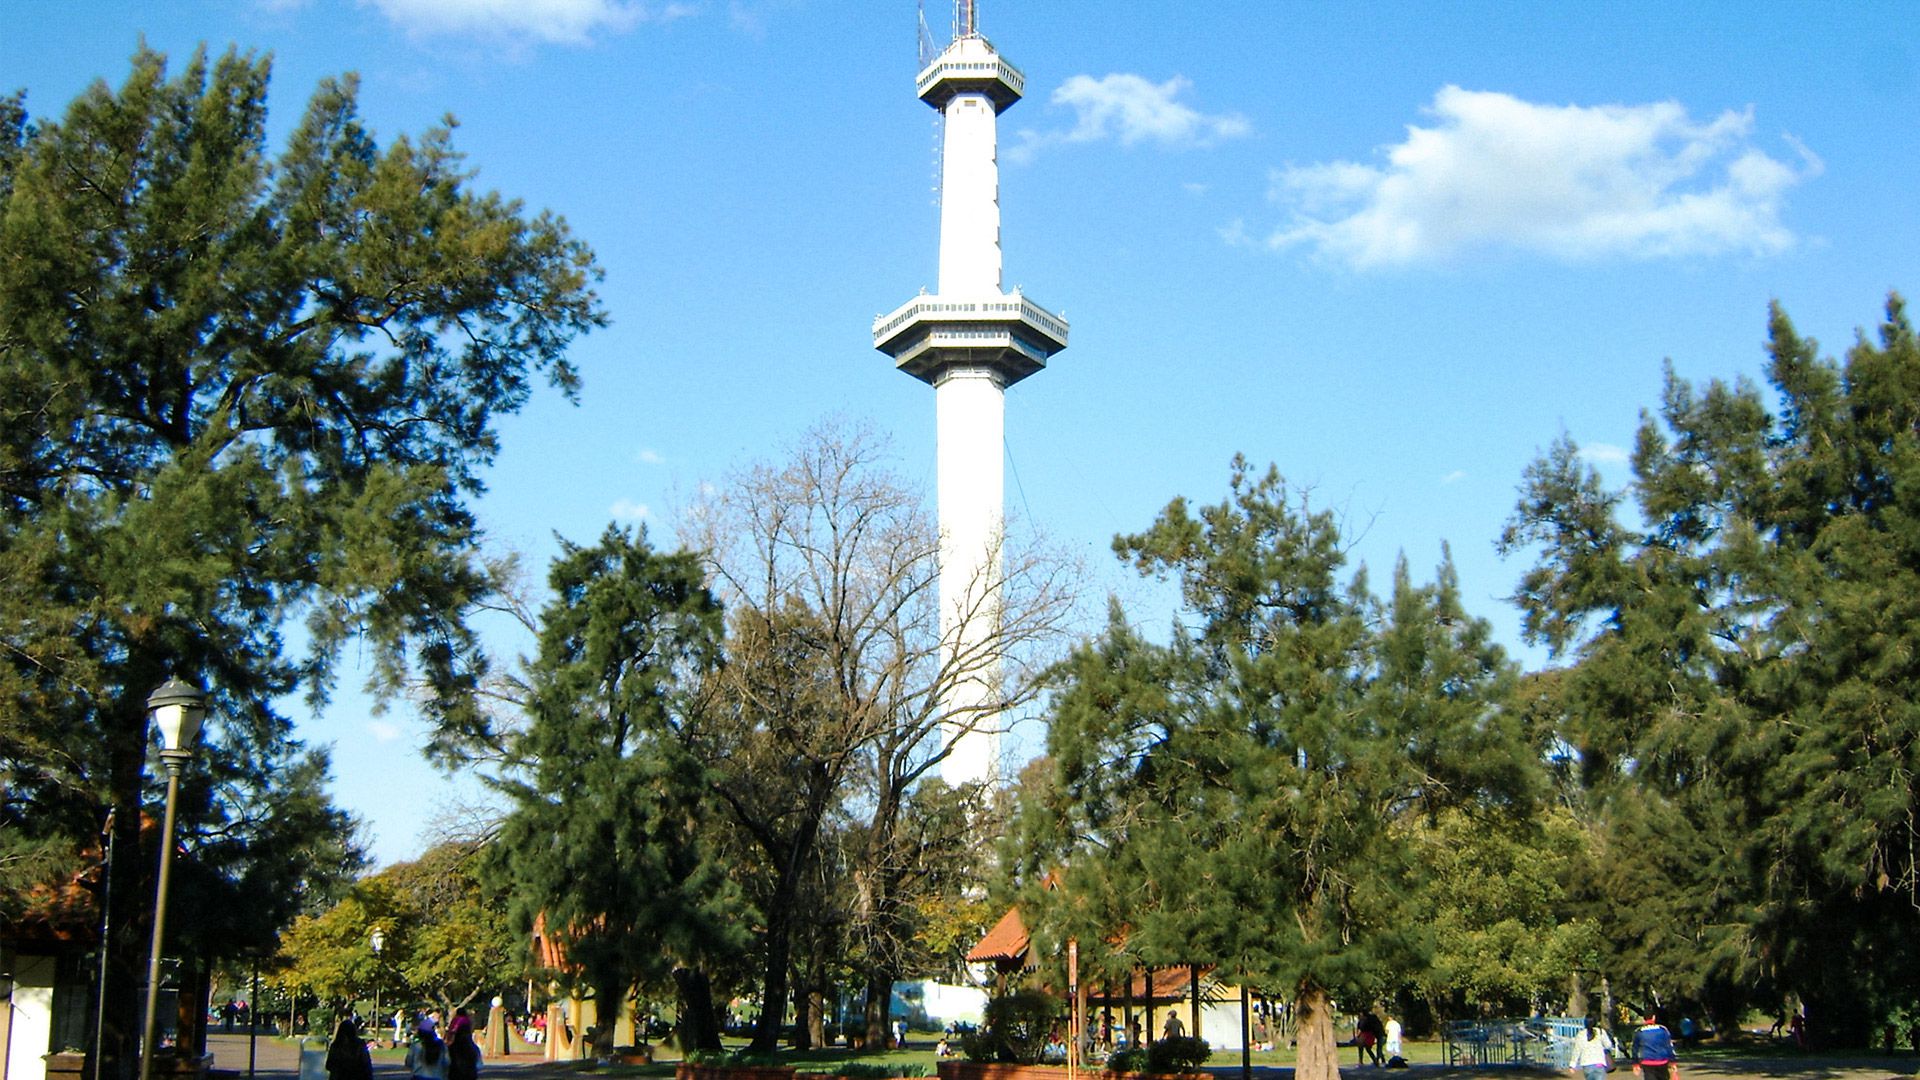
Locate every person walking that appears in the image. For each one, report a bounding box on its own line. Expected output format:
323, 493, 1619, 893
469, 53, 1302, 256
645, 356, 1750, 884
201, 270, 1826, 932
1630, 1012, 1679, 1080
446, 1013, 482, 1080
1358, 1011, 1386, 1066
1162, 1013, 1185, 1041
326, 1017, 373, 1080
408, 1017, 450, 1080
1384, 1014, 1403, 1061
1570, 1017, 1616, 1080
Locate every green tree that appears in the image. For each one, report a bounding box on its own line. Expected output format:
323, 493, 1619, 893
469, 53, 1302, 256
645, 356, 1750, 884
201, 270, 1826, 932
1025, 459, 1535, 1080
270, 878, 405, 1017
386, 843, 522, 1016
0, 46, 602, 1074
1499, 296, 1920, 1042
492, 526, 744, 1057
1403, 804, 1602, 1018
270, 842, 521, 1023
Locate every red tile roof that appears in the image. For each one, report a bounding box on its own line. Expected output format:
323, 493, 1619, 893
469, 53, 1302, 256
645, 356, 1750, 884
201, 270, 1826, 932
965, 905, 1032, 965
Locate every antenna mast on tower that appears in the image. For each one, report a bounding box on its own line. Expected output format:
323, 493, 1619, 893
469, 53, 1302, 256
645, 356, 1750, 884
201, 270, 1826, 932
917, 0, 936, 68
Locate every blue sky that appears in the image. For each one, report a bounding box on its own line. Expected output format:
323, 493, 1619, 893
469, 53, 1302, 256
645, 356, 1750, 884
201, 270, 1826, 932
6, 0, 1916, 867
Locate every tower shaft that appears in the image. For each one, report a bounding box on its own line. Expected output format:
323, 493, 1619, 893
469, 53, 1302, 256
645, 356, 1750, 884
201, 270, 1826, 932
938, 88, 1002, 296
874, 17, 1067, 788
934, 364, 1005, 785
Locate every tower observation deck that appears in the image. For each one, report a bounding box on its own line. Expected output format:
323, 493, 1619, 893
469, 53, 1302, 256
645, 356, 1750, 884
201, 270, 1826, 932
874, 7, 1067, 788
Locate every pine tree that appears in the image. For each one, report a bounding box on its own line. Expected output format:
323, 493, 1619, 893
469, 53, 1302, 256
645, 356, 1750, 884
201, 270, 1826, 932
0, 47, 604, 1075
493, 526, 743, 1057
1027, 459, 1534, 1080
1499, 295, 1920, 1042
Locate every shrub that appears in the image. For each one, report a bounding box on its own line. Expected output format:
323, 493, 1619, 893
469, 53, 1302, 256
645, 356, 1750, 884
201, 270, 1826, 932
965, 990, 1060, 1064
960, 1030, 1001, 1064
796, 1066, 903, 1080
1104, 1048, 1149, 1074
1145, 1036, 1210, 1074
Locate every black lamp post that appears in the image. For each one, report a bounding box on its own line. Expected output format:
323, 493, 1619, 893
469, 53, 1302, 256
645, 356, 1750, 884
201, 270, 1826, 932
370, 928, 386, 1046
138, 677, 207, 1080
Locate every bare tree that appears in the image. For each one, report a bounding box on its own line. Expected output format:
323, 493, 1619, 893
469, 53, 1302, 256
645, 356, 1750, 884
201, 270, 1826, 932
681, 418, 1079, 1049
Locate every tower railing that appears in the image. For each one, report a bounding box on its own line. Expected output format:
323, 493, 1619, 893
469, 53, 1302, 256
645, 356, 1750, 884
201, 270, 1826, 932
872, 292, 1068, 344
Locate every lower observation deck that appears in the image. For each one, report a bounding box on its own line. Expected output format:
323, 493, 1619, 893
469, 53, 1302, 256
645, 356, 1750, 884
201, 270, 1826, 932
872, 290, 1069, 386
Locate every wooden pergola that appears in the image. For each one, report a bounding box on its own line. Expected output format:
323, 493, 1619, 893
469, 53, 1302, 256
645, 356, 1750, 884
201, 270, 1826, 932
964, 900, 1271, 1080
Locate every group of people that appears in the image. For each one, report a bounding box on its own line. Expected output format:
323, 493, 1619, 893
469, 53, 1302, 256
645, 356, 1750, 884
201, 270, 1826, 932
1569, 1012, 1683, 1080
326, 1009, 484, 1080
216, 1000, 254, 1032
1351, 1009, 1403, 1066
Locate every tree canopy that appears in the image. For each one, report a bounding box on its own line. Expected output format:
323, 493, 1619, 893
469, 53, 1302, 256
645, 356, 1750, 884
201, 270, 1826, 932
1022, 459, 1537, 1080
1499, 295, 1920, 1041
271, 841, 519, 1021
492, 525, 744, 1056
679, 422, 1078, 1049
0, 45, 603, 1074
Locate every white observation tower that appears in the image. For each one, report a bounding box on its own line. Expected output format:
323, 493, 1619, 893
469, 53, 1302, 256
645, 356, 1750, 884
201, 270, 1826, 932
873, 0, 1068, 788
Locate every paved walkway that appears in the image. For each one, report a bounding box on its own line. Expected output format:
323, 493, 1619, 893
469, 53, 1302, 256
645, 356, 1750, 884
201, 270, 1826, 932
203, 1033, 570, 1079
203, 1037, 1920, 1080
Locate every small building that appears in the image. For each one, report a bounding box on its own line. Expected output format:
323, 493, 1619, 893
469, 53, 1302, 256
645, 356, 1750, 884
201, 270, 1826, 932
3, 870, 100, 1080
964, 900, 1263, 1052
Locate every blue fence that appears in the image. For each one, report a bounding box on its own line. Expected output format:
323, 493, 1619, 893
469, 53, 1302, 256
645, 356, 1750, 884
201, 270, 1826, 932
1444, 1017, 1585, 1068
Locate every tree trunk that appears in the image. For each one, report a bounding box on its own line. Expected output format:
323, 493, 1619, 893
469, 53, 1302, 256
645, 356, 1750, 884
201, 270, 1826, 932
671, 967, 723, 1052
589, 979, 623, 1059
99, 685, 157, 1080
863, 973, 894, 1049
792, 978, 814, 1052
1293, 983, 1342, 1080
748, 901, 793, 1052
805, 982, 827, 1050
1567, 972, 1588, 1021
176, 965, 208, 1056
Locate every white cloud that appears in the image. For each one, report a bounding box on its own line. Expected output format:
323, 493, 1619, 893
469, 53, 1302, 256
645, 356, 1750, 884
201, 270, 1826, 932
610, 497, 651, 521
366, 720, 403, 743
1441, 469, 1467, 485
727, 1, 781, 38
1011, 73, 1249, 161
636, 447, 665, 465
1264, 86, 1819, 268
1579, 442, 1631, 466
364, 0, 694, 44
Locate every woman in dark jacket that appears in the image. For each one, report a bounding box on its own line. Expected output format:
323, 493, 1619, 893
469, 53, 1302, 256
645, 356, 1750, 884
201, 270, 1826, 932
446, 1012, 482, 1080
326, 1017, 373, 1080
